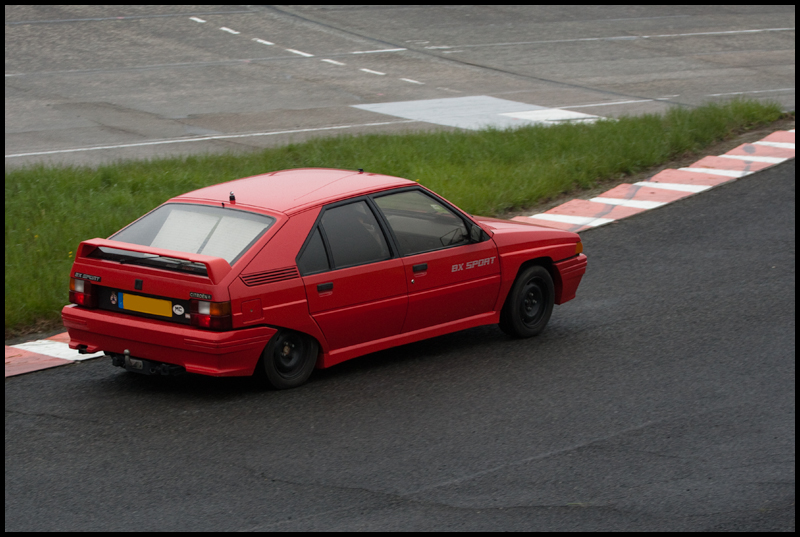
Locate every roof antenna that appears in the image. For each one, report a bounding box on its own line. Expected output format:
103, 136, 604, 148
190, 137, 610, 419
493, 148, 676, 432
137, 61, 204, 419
229, 191, 236, 204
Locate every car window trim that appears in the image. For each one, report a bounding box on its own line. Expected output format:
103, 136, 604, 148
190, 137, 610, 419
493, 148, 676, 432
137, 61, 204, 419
295, 196, 399, 276
369, 186, 482, 257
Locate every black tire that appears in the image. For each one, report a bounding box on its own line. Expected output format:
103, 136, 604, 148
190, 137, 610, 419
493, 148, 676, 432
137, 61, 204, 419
260, 330, 318, 389
499, 265, 555, 338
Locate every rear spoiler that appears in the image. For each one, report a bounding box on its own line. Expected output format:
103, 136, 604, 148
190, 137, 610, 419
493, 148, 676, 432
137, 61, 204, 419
77, 238, 233, 285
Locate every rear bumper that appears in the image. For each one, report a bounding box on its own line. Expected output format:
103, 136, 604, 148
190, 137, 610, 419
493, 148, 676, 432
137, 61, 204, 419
554, 254, 587, 304
62, 304, 276, 376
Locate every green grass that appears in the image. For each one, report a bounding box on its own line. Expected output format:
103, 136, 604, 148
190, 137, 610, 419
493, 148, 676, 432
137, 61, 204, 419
4, 98, 786, 333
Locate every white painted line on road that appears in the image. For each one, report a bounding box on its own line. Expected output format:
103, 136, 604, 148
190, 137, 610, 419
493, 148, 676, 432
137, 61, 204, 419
252, 38, 274, 46
558, 99, 654, 109
678, 168, 751, 178
351, 48, 407, 54
220, 27, 240, 35
12, 340, 103, 361
590, 197, 666, 209
708, 88, 795, 97
501, 109, 600, 124
437, 27, 795, 49
754, 141, 795, 149
321, 59, 346, 65
4, 120, 418, 158
189, 17, 206, 23
401, 78, 425, 84
529, 214, 614, 227
286, 48, 314, 57
638, 181, 715, 192
360, 68, 386, 75
718, 154, 787, 164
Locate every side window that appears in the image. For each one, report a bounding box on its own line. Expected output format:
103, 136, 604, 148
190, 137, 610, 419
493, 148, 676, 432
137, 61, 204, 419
320, 201, 390, 269
297, 227, 330, 275
374, 190, 469, 256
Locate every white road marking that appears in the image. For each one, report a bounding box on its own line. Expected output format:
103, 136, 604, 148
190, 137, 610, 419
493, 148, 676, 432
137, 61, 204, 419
400, 78, 425, 84
557, 99, 654, 109
189, 17, 206, 23
252, 38, 274, 46
529, 214, 614, 227
754, 141, 795, 149
590, 197, 666, 209
639, 181, 716, 192
708, 88, 795, 97
718, 154, 787, 164
360, 68, 386, 75
5, 120, 418, 158
500, 109, 600, 124
286, 48, 314, 57
438, 27, 795, 49
219, 27, 240, 35
351, 48, 407, 54
677, 168, 751, 178
12, 340, 104, 361
321, 59, 346, 65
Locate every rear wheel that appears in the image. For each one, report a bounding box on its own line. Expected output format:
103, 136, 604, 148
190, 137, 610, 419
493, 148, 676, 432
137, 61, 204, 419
499, 265, 555, 338
260, 330, 318, 389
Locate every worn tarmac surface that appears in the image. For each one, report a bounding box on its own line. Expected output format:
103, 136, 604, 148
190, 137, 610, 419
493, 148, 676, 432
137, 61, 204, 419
5, 161, 794, 531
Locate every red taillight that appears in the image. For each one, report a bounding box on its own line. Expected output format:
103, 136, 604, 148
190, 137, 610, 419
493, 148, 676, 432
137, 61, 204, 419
69, 278, 98, 308
190, 300, 232, 330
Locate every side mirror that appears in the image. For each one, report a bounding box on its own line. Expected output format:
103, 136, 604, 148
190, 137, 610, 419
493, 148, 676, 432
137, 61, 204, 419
470, 224, 483, 243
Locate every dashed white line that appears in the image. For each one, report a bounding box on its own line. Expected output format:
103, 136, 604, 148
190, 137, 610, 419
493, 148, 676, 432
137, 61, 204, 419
753, 141, 795, 149
360, 68, 386, 75
252, 38, 274, 46
708, 88, 795, 97
219, 27, 240, 35
558, 99, 654, 109
400, 78, 425, 85
4, 121, 419, 158
286, 48, 314, 57
640, 180, 715, 192
321, 59, 346, 65
590, 197, 666, 209
719, 154, 787, 164
189, 17, 206, 23
351, 48, 407, 54
529, 214, 614, 227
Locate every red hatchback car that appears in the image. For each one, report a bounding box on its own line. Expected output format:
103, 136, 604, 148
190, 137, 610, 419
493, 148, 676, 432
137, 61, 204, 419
62, 168, 587, 388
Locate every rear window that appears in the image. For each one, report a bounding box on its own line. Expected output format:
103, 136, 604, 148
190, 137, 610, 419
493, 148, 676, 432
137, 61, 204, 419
111, 203, 275, 265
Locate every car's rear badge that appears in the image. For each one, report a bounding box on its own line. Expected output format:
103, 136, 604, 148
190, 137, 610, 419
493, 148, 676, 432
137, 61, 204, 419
74, 272, 101, 282
190, 292, 212, 300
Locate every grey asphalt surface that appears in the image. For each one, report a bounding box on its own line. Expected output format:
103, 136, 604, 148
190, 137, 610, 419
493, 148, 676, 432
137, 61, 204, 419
5, 161, 795, 531
5, 5, 795, 168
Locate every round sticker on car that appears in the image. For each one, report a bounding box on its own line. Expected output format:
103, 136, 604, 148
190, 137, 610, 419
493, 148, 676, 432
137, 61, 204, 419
173, 304, 185, 316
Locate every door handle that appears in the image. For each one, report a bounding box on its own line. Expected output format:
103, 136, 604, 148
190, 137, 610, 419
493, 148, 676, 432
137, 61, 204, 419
412, 263, 427, 273
317, 282, 333, 293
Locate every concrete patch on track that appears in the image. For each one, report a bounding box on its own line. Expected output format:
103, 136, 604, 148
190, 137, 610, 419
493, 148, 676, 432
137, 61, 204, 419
352, 96, 603, 130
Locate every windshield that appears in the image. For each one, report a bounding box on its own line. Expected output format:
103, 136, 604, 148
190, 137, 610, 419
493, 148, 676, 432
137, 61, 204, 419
111, 203, 275, 265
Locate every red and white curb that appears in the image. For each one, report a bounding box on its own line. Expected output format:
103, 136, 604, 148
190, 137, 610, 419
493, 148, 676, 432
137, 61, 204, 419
5, 130, 794, 378
513, 129, 795, 232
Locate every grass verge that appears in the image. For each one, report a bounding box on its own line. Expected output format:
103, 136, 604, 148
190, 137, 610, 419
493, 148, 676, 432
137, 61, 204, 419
4, 98, 787, 335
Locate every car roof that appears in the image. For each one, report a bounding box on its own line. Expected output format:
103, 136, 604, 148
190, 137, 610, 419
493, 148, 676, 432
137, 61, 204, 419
171, 168, 416, 215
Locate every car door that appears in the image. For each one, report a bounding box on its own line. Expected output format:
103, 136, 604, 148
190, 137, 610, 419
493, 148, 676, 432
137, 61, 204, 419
297, 199, 408, 351
372, 189, 500, 333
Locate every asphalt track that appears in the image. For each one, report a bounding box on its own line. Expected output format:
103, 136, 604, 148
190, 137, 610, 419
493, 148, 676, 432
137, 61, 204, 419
5, 160, 795, 531
5, 5, 795, 168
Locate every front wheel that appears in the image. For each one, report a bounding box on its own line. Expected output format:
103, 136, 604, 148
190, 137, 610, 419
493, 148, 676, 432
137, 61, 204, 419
260, 330, 318, 389
499, 265, 555, 338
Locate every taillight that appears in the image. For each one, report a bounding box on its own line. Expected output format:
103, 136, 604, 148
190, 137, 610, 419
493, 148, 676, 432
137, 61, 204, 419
190, 300, 232, 330
69, 278, 98, 308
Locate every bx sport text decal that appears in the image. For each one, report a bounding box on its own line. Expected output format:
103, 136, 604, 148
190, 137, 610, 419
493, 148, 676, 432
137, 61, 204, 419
452, 256, 496, 272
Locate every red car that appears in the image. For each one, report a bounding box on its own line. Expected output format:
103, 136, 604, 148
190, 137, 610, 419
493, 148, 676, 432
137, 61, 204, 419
62, 168, 587, 388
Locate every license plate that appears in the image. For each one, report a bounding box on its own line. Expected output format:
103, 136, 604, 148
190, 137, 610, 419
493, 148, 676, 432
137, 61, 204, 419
118, 292, 173, 317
